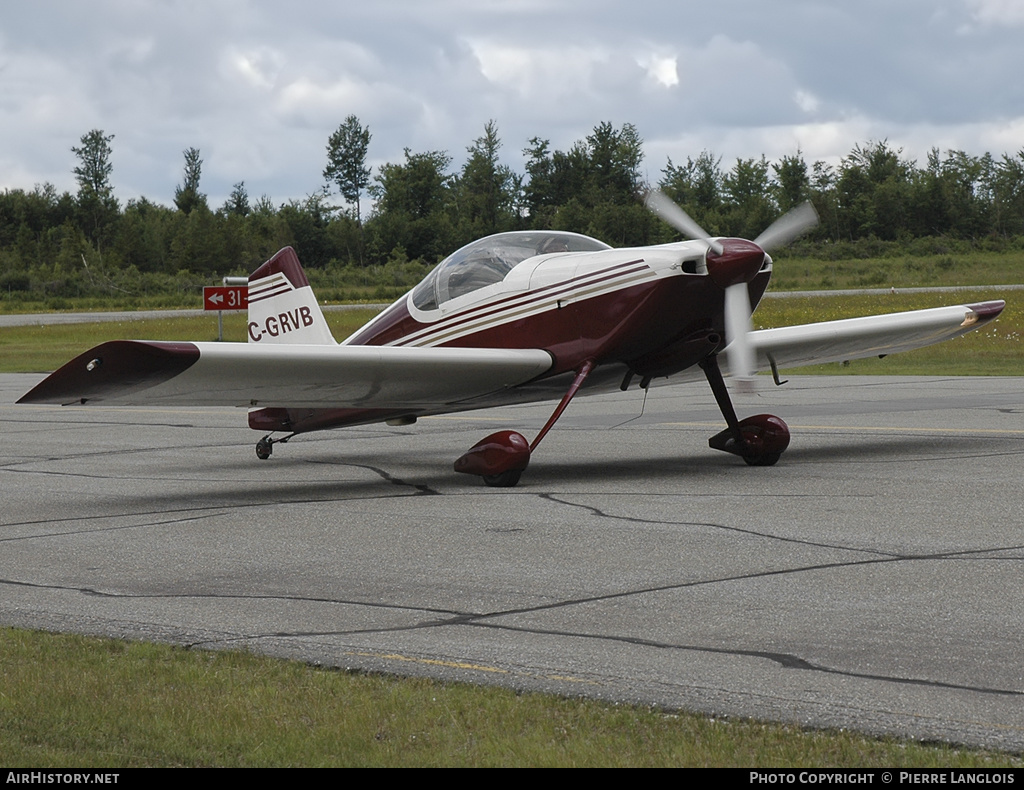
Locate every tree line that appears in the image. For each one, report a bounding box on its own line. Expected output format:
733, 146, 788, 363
2, 118, 1024, 300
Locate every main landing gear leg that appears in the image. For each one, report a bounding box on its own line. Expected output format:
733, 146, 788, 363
698, 354, 790, 466
255, 433, 294, 460
454, 361, 595, 488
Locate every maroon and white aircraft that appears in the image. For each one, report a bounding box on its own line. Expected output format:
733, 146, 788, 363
19, 193, 1004, 486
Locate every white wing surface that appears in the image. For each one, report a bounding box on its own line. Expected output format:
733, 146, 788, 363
728, 300, 1004, 374
18, 341, 554, 409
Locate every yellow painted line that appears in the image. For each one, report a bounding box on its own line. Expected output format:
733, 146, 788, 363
796, 424, 1024, 435
13, 405, 244, 417
345, 650, 603, 686
546, 674, 602, 686
349, 650, 509, 675
422, 415, 507, 422
663, 421, 1024, 435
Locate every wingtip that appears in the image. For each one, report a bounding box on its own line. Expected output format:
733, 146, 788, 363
17, 340, 200, 404
966, 300, 1005, 321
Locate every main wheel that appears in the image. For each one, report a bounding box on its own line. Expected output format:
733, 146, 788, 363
743, 451, 781, 467
482, 469, 522, 488
737, 415, 789, 467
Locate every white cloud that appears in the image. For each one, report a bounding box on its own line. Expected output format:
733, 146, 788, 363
102, 35, 156, 66
468, 40, 610, 99
278, 77, 365, 116
966, 0, 1024, 25
639, 54, 679, 88
223, 47, 285, 90
2, 2, 1024, 204
793, 90, 820, 114
975, 115, 1024, 153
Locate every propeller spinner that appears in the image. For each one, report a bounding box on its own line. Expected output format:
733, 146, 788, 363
644, 190, 818, 389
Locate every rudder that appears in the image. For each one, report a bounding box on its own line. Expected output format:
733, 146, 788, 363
247, 247, 336, 345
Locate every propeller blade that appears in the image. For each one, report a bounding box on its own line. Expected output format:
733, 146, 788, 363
644, 190, 723, 255
753, 201, 819, 253
725, 283, 756, 392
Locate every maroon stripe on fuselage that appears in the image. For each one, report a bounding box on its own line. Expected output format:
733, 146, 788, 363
254, 268, 770, 435
347, 259, 648, 348
395, 261, 651, 348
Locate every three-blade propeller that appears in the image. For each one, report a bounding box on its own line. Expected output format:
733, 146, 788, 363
644, 190, 724, 255
644, 190, 819, 390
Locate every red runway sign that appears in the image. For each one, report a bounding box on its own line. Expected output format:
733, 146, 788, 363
203, 285, 248, 311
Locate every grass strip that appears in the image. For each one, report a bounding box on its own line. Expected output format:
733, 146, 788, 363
1, 628, 1021, 768
1, 292, 1018, 376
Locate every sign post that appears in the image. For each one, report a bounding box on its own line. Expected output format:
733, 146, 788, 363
204, 277, 248, 341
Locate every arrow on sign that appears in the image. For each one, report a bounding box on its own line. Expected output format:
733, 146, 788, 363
203, 286, 248, 311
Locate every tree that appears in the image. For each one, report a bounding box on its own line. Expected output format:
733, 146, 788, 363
456, 120, 519, 237
324, 115, 371, 224
72, 130, 115, 202
371, 149, 452, 219
522, 137, 555, 224
585, 121, 644, 204
722, 156, 775, 238
221, 181, 251, 217
837, 140, 913, 239
71, 129, 118, 244
772, 150, 810, 213
809, 160, 840, 240
659, 150, 723, 235
174, 147, 207, 214
368, 148, 455, 262
988, 150, 1024, 235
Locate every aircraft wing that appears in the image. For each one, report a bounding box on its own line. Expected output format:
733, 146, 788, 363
17, 341, 554, 409
737, 300, 1004, 373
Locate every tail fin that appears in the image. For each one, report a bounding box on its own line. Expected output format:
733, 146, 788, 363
247, 247, 336, 345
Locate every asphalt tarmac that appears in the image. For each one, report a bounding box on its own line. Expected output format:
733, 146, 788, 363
3, 372, 1023, 751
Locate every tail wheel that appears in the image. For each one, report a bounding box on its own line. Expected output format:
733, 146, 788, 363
255, 437, 273, 460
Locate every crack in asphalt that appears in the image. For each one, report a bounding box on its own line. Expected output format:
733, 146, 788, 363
538, 493, 905, 557
305, 458, 441, 496
0, 460, 442, 541
6, 543, 1019, 698
4, 450, 1023, 703
0, 577, 465, 619
0, 511, 227, 542
0, 439, 234, 469
464, 621, 1023, 697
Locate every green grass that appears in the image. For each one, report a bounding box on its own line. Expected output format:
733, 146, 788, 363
1, 628, 1020, 767
1, 292, 1018, 376
3, 248, 1021, 314
0, 310, 381, 373
771, 249, 1024, 291
755, 289, 1021, 376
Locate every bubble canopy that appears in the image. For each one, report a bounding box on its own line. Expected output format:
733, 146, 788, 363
410, 231, 611, 312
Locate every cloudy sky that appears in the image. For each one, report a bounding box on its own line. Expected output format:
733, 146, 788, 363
3, 0, 1023, 208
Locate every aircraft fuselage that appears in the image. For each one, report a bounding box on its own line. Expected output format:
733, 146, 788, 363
249, 234, 771, 435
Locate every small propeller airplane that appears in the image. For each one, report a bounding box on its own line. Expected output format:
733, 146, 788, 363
19, 192, 1004, 486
